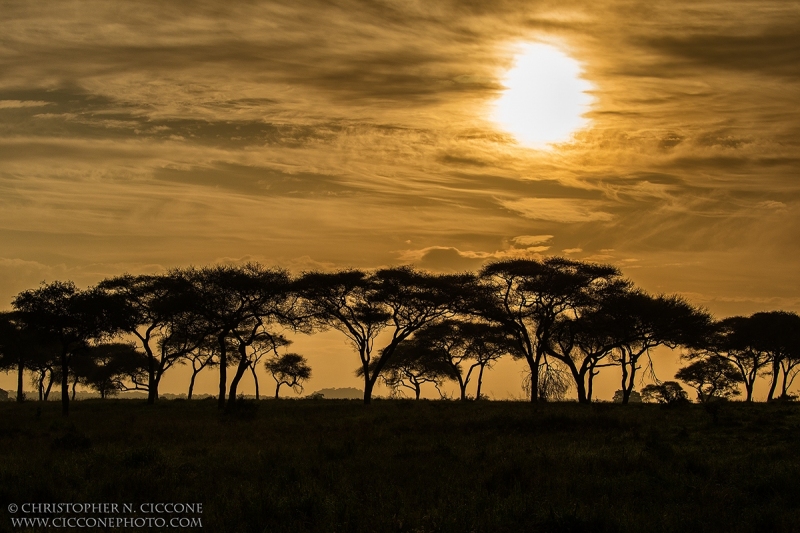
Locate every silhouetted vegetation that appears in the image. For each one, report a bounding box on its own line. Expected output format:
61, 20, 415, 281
265, 353, 312, 399
1, 258, 798, 412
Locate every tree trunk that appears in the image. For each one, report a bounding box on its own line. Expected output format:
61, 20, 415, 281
61, 349, 69, 416
587, 369, 597, 402
150, 373, 161, 402
363, 376, 375, 405
766, 359, 780, 401
217, 333, 228, 410
781, 367, 790, 398
71, 378, 77, 401
575, 373, 588, 404
226, 349, 250, 411
475, 364, 486, 401
275, 382, 282, 400
146, 349, 157, 405
188, 369, 199, 400
744, 381, 754, 402
16, 359, 24, 402
249, 363, 260, 400
622, 363, 637, 404
44, 371, 54, 401
619, 350, 629, 404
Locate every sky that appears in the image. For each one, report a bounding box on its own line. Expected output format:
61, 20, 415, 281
1, 0, 799, 399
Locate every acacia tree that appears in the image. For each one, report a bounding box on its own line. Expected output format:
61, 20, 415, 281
744, 312, 800, 401
775, 343, 800, 400
0, 312, 24, 401
641, 381, 689, 404
0, 311, 57, 402
181, 264, 301, 410
184, 335, 222, 399
692, 315, 774, 402
12, 282, 113, 415
359, 342, 457, 400
73, 343, 148, 399
403, 321, 511, 401
297, 267, 471, 404
675, 355, 743, 402
28, 349, 57, 401
479, 258, 622, 403
265, 352, 311, 399
546, 282, 630, 404
245, 333, 292, 400
98, 273, 207, 404
608, 291, 712, 404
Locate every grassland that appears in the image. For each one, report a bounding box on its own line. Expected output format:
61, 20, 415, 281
1, 399, 799, 532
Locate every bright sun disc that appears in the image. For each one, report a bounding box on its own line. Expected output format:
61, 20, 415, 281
493, 43, 593, 148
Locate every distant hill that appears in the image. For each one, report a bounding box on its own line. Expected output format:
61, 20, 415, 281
307, 387, 363, 399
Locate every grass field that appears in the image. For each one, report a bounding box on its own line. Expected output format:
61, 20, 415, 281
1, 399, 799, 532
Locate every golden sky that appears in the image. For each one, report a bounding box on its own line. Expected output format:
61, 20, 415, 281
1, 0, 798, 373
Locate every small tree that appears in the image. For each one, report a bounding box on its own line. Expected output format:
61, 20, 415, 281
400, 321, 510, 401
184, 336, 221, 400
358, 344, 457, 400
676, 356, 742, 402
641, 381, 688, 404
523, 360, 571, 402
265, 353, 311, 399
74, 343, 148, 399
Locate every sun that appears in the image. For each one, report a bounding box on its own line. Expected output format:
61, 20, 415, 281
492, 42, 593, 148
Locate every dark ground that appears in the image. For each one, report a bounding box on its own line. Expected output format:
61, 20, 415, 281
1, 399, 799, 532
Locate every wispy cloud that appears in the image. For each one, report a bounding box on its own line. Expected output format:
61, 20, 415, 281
501, 198, 613, 223
0, 0, 797, 316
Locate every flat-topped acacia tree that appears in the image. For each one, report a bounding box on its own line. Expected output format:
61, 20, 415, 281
395, 320, 513, 401
98, 273, 208, 404
297, 267, 473, 404
547, 286, 712, 404
688, 311, 800, 402
179, 264, 302, 410
265, 352, 312, 399
478, 258, 621, 403
0, 311, 55, 403
12, 281, 114, 415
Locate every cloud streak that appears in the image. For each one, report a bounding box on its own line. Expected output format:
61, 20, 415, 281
0, 0, 796, 318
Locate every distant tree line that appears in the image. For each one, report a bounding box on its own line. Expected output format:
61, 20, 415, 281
0, 259, 798, 416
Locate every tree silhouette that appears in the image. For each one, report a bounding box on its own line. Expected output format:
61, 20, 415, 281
265, 353, 311, 399
98, 273, 208, 403
692, 315, 775, 402
608, 291, 711, 404
641, 381, 689, 404
402, 320, 511, 401
479, 258, 622, 403
12, 282, 114, 415
546, 281, 630, 403
745, 312, 800, 401
180, 264, 300, 410
185, 336, 222, 399
0, 311, 57, 402
241, 331, 291, 400
358, 342, 457, 400
298, 267, 470, 404
72, 343, 148, 399
522, 361, 572, 401
676, 356, 743, 402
